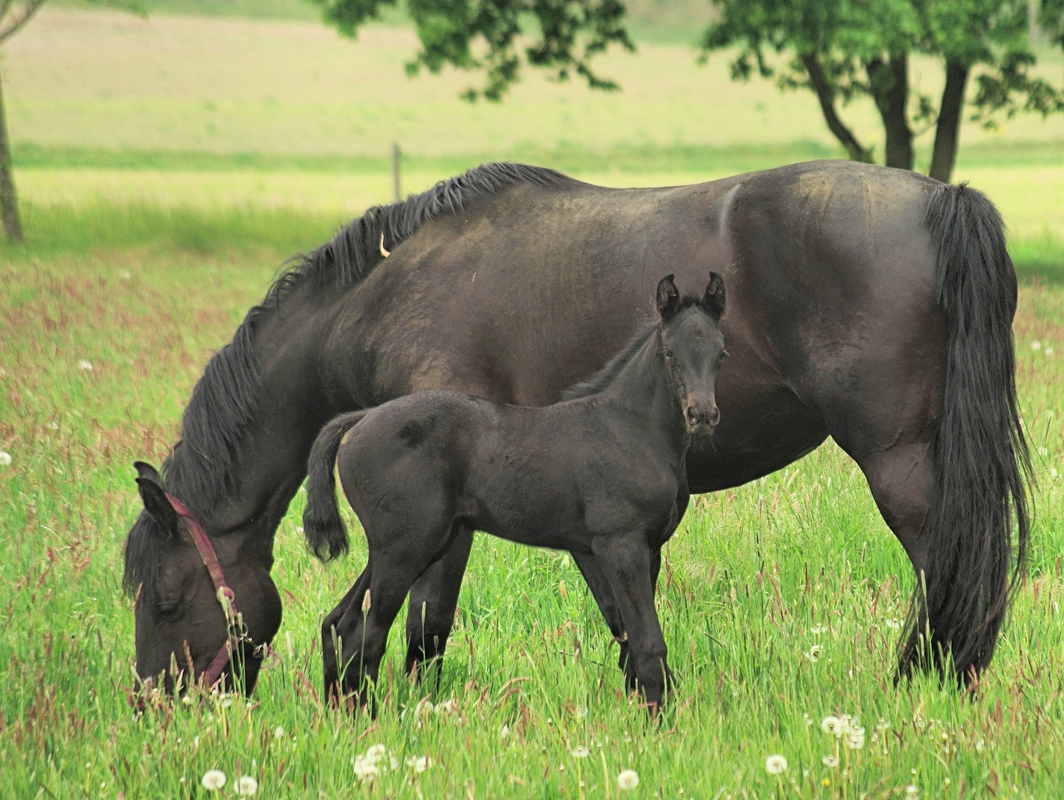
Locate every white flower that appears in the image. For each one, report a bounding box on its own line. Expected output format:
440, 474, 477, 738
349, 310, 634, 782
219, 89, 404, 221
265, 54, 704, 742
0, 451, 11, 466
845, 727, 866, 749
822, 754, 839, 768
236, 775, 258, 796
821, 715, 843, 735
570, 745, 590, 758
617, 769, 640, 790
406, 755, 432, 773
78, 359, 94, 371
811, 624, 828, 635
765, 755, 788, 775
201, 770, 226, 790
906, 785, 919, 799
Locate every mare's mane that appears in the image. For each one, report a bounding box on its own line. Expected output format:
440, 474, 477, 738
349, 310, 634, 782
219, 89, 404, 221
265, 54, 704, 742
124, 162, 565, 597
562, 295, 706, 400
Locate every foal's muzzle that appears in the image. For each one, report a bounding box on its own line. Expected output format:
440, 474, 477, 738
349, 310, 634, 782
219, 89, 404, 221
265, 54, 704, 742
684, 399, 720, 436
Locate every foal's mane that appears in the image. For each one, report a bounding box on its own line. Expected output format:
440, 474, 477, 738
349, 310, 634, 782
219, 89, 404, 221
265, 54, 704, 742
124, 162, 565, 597
562, 295, 705, 400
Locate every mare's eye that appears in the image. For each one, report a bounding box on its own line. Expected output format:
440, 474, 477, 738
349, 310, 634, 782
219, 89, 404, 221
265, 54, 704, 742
157, 601, 182, 622
663, 349, 674, 359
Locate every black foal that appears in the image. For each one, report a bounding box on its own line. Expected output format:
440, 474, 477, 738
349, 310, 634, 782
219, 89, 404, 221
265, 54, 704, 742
303, 273, 726, 712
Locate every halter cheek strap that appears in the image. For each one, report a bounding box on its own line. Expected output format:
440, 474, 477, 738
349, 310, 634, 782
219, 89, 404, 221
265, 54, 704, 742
165, 493, 268, 689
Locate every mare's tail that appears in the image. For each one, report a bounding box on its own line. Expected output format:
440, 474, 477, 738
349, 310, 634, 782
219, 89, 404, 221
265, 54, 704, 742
903, 183, 1032, 682
303, 410, 372, 562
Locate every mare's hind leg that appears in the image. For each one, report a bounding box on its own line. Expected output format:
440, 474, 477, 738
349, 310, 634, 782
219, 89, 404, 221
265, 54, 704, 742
404, 525, 474, 682
819, 350, 941, 679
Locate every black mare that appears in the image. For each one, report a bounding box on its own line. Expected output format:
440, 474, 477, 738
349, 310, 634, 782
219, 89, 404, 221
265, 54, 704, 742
302, 274, 726, 710
123, 160, 1029, 694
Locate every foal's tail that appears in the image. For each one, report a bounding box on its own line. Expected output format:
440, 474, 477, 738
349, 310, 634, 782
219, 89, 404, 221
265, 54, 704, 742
905, 183, 1032, 682
303, 410, 372, 562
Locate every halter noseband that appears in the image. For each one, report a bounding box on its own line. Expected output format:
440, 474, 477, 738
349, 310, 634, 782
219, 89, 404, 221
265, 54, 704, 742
164, 493, 268, 690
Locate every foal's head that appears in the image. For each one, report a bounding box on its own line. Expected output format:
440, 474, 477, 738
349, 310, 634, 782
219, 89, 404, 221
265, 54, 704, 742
655, 273, 726, 436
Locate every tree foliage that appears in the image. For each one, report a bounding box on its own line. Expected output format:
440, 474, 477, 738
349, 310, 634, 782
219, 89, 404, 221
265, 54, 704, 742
698, 0, 1064, 181
309, 0, 634, 100
311, 0, 1064, 183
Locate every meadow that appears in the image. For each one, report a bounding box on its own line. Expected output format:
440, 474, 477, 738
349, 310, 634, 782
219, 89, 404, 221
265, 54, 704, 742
1, 5, 1063, 799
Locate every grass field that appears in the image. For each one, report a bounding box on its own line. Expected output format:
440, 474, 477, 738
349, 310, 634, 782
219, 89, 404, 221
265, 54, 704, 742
2, 5, 1064, 799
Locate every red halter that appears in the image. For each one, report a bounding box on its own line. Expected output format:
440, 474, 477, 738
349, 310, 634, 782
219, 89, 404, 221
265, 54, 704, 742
165, 493, 268, 690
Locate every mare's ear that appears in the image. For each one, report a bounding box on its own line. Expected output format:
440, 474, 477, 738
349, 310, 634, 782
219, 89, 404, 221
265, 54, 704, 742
134, 461, 178, 540
656, 274, 680, 320
702, 272, 726, 321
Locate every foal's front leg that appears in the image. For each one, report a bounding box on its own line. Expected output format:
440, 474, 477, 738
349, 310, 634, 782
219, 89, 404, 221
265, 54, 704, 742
591, 532, 672, 710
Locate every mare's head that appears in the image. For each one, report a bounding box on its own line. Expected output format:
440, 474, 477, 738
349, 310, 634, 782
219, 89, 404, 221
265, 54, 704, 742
655, 272, 727, 436
127, 462, 282, 695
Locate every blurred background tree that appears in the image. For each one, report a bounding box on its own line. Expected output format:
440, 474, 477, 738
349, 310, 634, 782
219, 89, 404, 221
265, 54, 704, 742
0, 0, 145, 242
309, 0, 1064, 183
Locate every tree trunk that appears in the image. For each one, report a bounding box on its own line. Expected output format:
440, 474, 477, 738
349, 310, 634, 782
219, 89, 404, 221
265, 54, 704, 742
867, 54, 914, 171
800, 53, 872, 163
929, 61, 969, 184
0, 61, 23, 243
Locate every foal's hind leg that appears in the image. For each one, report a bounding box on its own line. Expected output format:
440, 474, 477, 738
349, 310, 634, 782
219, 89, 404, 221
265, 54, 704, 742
322, 569, 373, 701
404, 524, 474, 682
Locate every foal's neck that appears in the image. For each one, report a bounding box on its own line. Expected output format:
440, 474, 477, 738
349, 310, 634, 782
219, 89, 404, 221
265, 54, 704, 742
600, 330, 686, 446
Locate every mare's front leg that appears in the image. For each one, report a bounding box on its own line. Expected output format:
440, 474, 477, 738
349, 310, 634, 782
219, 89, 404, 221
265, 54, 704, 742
591, 532, 672, 710
403, 525, 474, 682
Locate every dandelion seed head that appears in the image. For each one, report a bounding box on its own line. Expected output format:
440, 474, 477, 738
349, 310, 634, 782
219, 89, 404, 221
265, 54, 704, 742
273, 725, 285, 738
906, 785, 919, 798
765, 755, 788, 774
201, 769, 226, 791
406, 755, 432, 773
806, 644, 822, 662
1031, 340, 1043, 351
236, 775, 258, 796
822, 754, 839, 768
0, 452, 11, 466
78, 359, 94, 371
617, 769, 640, 790
570, 745, 590, 758
821, 715, 843, 735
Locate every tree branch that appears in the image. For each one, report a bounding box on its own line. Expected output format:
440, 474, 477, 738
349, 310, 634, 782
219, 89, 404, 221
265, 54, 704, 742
800, 53, 872, 163
0, 0, 48, 45
929, 61, 969, 183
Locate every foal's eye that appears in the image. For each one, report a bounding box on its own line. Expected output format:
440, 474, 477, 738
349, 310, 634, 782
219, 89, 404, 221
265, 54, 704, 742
663, 349, 674, 359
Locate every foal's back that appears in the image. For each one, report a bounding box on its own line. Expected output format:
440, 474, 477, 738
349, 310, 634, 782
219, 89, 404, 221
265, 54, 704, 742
338, 388, 687, 554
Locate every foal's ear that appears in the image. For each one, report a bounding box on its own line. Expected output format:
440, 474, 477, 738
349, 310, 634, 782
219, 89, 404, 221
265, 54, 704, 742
702, 272, 726, 321
656, 274, 680, 319
134, 461, 178, 540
